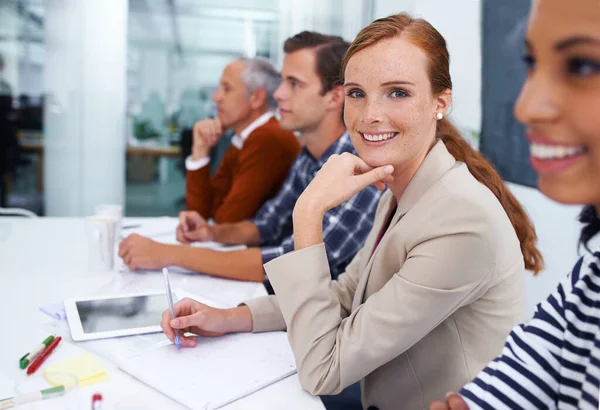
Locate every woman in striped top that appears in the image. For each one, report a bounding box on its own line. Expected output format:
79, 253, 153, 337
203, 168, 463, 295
430, 0, 600, 409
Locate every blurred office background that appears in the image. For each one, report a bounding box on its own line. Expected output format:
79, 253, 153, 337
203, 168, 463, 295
0, 0, 481, 218
2, 0, 586, 314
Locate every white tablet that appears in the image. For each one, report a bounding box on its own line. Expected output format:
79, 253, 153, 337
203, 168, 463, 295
64, 290, 179, 341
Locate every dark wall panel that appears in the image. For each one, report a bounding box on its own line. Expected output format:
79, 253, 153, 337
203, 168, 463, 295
480, 0, 535, 187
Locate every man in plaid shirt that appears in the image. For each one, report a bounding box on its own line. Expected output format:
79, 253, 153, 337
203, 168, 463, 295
254, 131, 381, 278
119, 32, 383, 282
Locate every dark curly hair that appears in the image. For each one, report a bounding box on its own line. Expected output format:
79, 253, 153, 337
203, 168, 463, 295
579, 205, 600, 252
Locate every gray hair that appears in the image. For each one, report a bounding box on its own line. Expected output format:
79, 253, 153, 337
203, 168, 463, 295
238, 57, 280, 110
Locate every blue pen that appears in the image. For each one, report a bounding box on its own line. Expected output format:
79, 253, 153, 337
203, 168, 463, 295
162, 268, 181, 350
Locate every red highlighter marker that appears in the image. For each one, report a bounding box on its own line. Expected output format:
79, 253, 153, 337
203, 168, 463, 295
26, 336, 62, 375
92, 393, 103, 410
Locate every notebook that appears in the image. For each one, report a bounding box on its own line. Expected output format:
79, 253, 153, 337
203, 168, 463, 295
115, 331, 297, 410
121, 217, 178, 238
82, 290, 297, 410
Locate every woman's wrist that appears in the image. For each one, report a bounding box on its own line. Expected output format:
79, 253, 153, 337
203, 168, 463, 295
225, 306, 253, 333
293, 196, 326, 250
293, 194, 326, 222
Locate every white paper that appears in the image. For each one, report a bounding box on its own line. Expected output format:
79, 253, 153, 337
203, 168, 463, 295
103, 272, 263, 308
39, 301, 67, 320
69, 292, 296, 410
0, 371, 14, 401
121, 217, 179, 239
117, 331, 297, 410
118, 234, 247, 279
151, 235, 247, 252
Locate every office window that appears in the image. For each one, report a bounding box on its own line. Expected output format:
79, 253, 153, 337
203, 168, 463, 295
124, 0, 373, 216
0, 0, 45, 212
0, 0, 373, 216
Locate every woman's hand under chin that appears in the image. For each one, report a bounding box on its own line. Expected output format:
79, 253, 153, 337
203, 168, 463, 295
292, 152, 394, 250
296, 152, 394, 216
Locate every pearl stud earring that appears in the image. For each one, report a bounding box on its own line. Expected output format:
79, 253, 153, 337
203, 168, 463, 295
436, 112, 443, 120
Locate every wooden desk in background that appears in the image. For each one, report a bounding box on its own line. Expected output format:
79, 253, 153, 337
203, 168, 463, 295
126, 145, 180, 158
19, 140, 181, 192
19, 139, 44, 192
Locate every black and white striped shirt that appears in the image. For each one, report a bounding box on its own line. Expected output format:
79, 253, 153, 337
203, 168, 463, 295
461, 250, 600, 409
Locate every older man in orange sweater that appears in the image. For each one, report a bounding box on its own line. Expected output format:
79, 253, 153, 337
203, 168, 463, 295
185, 57, 300, 223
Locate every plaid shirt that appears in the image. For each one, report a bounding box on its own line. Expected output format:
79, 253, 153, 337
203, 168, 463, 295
252, 131, 383, 278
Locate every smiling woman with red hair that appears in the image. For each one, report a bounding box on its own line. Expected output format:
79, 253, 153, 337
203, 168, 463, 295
159, 13, 543, 410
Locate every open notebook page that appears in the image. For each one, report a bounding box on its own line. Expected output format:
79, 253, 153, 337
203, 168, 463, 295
64, 291, 294, 410
116, 330, 296, 410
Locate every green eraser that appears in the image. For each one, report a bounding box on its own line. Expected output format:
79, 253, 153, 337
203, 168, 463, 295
19, 354, 29, 370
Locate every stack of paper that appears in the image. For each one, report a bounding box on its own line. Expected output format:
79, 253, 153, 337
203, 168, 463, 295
116, 331, 296, 410
122, 217, 179, 239
79, 292, 296, 410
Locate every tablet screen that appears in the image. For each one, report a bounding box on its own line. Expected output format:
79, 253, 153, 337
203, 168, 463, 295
75, 294, 172, 334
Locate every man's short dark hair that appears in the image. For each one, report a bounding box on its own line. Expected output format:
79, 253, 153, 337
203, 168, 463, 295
283, 31, 350, 95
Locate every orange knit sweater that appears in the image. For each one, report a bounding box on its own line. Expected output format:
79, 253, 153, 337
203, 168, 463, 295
185, 117, 300, 223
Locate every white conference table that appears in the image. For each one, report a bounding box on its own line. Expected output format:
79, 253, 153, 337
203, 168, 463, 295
0, 217, 325, 410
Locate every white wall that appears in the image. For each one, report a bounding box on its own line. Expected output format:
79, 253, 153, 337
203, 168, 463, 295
44, 0, 127, 216
512, 188, 600, 317
413, 0, 481, 134
373, 0, 482, 134
277, 0, 372, 63
341, 0, 374, 42
508, 184, 586, 317
373, 0, 416, 18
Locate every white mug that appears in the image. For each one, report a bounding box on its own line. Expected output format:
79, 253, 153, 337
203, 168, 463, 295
94, 204, 123, 232
85, 216, 117, 273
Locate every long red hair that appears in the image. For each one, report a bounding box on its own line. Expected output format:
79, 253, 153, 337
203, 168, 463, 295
342, 13, 543, 274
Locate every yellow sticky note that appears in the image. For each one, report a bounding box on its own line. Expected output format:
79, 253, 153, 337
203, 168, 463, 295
43, 353, 108, 387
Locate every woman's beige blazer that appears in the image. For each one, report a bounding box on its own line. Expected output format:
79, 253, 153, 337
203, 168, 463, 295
244, 141, 527, 410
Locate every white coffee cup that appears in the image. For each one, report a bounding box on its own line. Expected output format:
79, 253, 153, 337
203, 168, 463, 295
85, 216, 118, 273
95, 204, 123, 232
